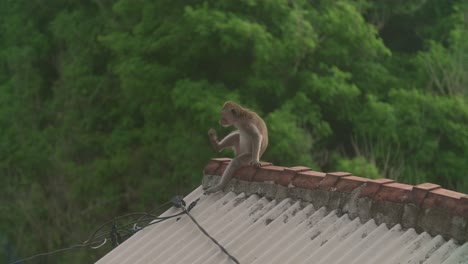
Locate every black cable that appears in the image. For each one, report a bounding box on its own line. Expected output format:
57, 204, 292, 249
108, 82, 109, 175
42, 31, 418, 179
10, 196, 233, 264
173, 196, 240, 264
8, 241, 102, 264
85, 212, 159, 244
87, 211, 186, 244
136, 200, 172, 223
8, 199, 183, 264
136, 211, 186, 230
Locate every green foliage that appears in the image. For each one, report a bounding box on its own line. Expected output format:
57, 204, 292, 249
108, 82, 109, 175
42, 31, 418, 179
416, 5, 468, 96
265, 92, 330, 168
389, 90, 468, 188
337, 156, 381, 179
1, 0, 468, 263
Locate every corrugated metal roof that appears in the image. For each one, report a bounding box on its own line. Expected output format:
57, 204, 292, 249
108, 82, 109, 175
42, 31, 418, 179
96, 186, 468, 264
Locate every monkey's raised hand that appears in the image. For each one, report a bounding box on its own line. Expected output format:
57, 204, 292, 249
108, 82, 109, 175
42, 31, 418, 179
208, 128, 217, 138
208, 128, 219, 152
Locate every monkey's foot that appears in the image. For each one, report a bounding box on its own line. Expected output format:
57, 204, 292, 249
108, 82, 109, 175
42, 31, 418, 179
250, 161, 262, 168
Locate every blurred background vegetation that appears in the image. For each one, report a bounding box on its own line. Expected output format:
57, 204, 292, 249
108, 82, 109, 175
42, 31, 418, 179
1, 0, 467, 262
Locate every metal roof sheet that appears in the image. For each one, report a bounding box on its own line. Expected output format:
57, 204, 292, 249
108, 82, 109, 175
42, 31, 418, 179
96, 186, 468, 264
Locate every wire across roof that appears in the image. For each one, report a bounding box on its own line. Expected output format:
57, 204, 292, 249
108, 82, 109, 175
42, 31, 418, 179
96, 186, 468, 264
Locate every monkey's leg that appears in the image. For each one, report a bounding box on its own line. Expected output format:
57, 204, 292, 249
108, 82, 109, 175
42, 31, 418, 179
204, 153, 250, 194
249, 131, 263, 167
218, 131, 240, 156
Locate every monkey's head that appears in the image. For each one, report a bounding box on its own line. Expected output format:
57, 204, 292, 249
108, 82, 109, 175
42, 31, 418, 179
219, 101, 243, 127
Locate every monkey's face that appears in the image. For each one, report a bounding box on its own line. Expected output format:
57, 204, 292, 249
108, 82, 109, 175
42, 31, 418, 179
219, 107, 236, 127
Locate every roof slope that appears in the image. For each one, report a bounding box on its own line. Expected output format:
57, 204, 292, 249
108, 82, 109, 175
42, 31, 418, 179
96, 186, 468, 264
97, 158, 468, 263
203, 158, 468, 242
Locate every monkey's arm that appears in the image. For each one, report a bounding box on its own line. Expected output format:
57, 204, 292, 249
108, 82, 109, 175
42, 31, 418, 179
208, 129, 240, 154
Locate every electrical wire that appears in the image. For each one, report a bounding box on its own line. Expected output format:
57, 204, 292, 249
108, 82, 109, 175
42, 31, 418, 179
8, 241, 103, 264
185, 210, 240, 264
9, 196, 239, 264
172, 196, 240, 264
8, 200, 180, 264
84, 212, 159, 244
135, 200, 173, 223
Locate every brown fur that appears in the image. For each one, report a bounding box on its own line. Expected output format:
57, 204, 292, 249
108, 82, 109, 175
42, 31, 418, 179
205, 101, 268, 194
222, 101, 254, 119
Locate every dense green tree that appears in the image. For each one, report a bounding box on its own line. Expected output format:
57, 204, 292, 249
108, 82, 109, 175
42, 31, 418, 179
1, 0, 467, 263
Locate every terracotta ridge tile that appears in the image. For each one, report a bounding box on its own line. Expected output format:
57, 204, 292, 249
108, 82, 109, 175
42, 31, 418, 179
422, 188, 468, 216
373, 182, 413, 203
203, 158, 230, 175
334, 175, 369, 192
319, 172, 352, 191
211, 157, 233, 162
410, 183, 441, 206
291, 170, 326, 190
285, 166, 312, 172
359, 178, 395, 199
275, 166, 312, 186
253, 165, 285, 183
204, 159, 468, 217
233, 165, 258, 181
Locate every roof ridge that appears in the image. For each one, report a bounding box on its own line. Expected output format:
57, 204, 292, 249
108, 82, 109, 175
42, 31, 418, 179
203, 158, 468, 243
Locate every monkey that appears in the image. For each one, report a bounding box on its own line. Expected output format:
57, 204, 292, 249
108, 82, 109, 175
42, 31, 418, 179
205, 101, 268, 194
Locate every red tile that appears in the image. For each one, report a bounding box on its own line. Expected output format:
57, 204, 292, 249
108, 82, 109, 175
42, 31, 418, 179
253, 166, 285, 182
334, 176, 368, 192
373, 179, 396, 184
292, 171, 326, 190
208, 159, 272, 181
203, 159, 468, 217
360, 178, 395, 198
276, 166, 312, 186
422, 188, 468, 216
233, 165, 258, 181
215, 161, 230, 175
374, 183, 413, 203
203, 160, 222, 175
259, 161, 273, 167
410, 183, 441, 206
320, 172, 352, 190
414, 183, 441, 190
286, 166, 312, 172
277, 170, 296, 186
204, 158, 232, 175
431, 188, 465, 198
211, 157, 233, 162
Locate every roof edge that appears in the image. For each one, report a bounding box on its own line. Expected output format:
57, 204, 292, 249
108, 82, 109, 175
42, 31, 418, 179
202, 158, 468, 243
